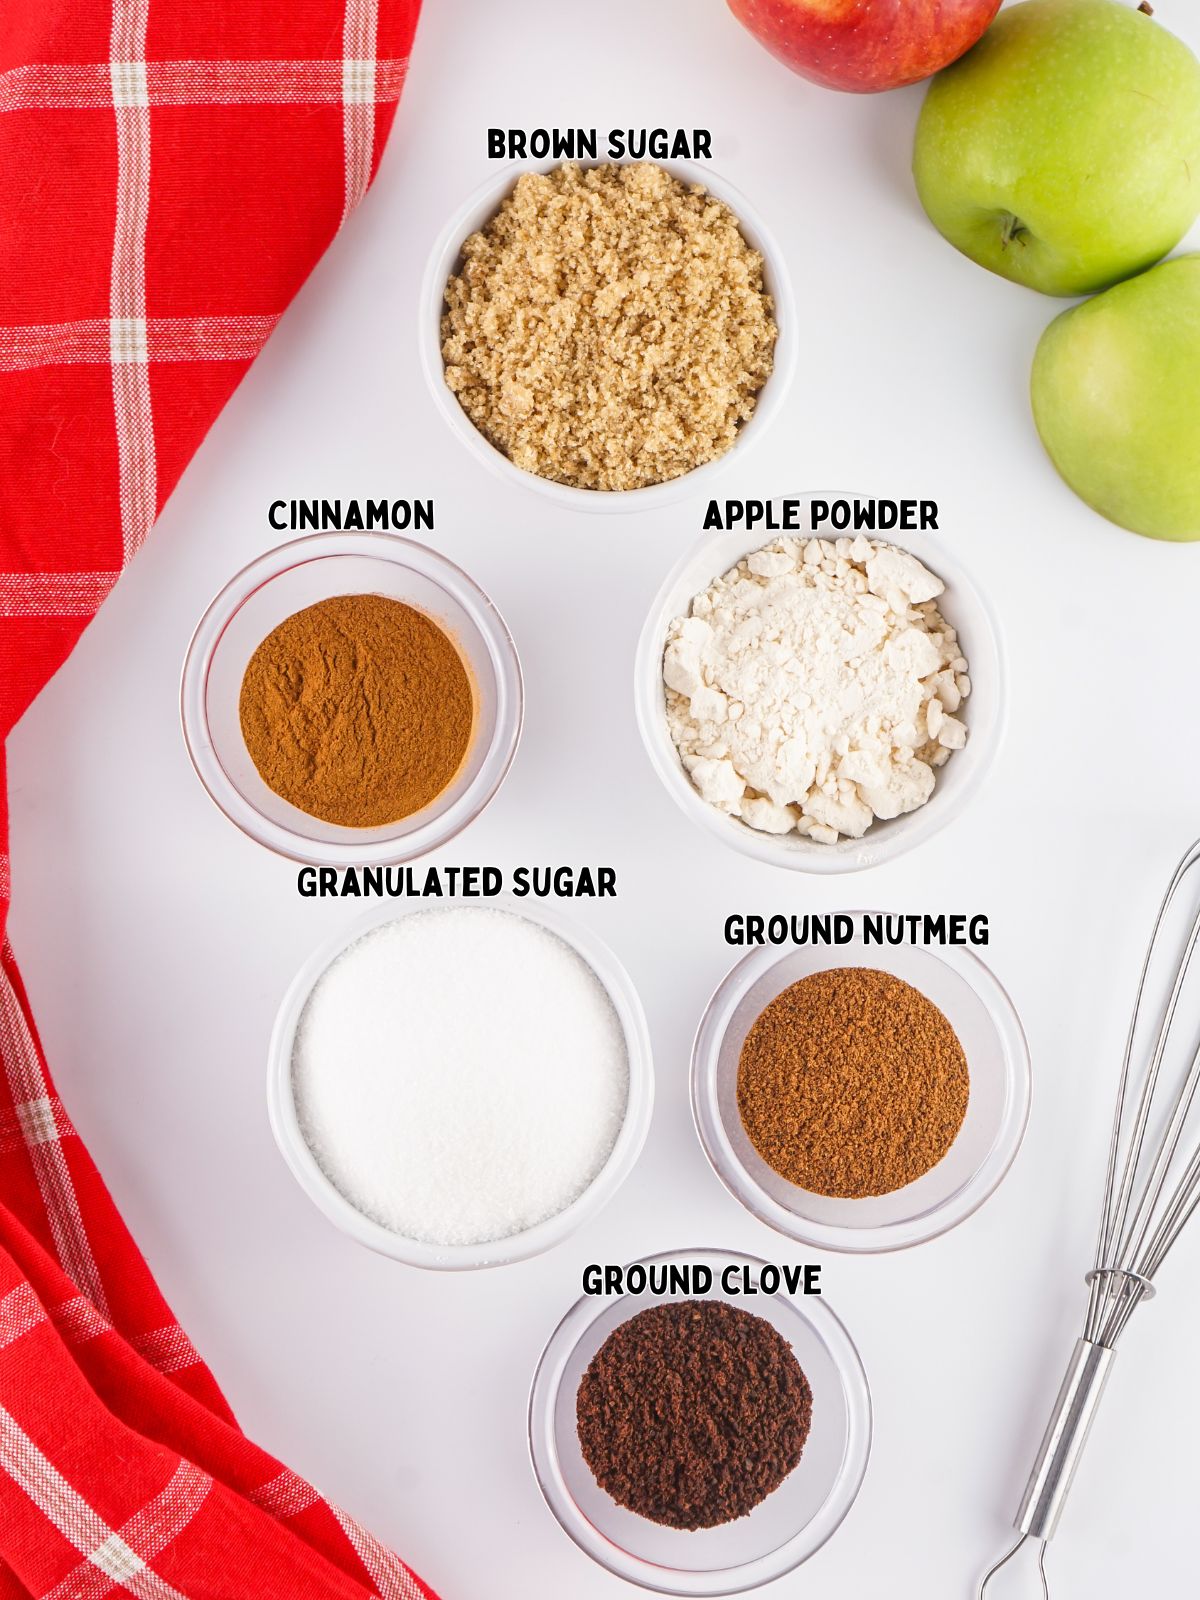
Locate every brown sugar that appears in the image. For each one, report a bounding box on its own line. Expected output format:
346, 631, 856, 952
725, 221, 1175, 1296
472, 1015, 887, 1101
238, 594, 473, 828
576, 1299, 813, 1530
441, 163, 777, 492
737, 967, 969, 1199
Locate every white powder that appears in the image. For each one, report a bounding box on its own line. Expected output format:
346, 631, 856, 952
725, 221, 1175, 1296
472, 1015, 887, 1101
664, 535, 971, 844
292, 908, 629, 1246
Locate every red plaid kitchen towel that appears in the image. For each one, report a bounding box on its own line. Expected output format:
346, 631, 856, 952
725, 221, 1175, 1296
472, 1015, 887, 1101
0, 1, 439, 1596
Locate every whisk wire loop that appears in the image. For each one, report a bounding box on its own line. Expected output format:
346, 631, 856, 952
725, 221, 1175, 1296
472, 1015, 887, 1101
1086, 840, 1200, 1347
976, 840, 1200, 1596
976, 1532, 1049, 1600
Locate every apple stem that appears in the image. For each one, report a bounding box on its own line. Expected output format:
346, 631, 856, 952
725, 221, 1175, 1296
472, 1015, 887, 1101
1000, 213, 1028, 250
1138, 1, 1154, 13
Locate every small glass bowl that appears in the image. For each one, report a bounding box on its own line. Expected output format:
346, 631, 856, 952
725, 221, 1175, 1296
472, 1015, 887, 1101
528, 1247, 871, 1595
419, 159, 796, 514
691, 936, 1030, 1253
267, 898, 654, 1270
634, 494, 1005, 873
181, 533, 522, 866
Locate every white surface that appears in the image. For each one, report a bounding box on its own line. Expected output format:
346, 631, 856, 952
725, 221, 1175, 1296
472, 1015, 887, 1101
9, 1, 1200, 1595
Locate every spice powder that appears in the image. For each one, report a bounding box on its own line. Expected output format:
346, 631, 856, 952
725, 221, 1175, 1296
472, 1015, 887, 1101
576, 1299, 813, 1531
239, 594, 473, 828
737, 967, 969, 1199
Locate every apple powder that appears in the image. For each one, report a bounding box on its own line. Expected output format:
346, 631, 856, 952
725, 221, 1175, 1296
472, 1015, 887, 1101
441, 163, 776, 491
663, 535, 971, 843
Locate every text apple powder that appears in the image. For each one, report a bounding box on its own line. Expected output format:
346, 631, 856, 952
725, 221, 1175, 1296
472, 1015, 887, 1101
664, 535, 970, 843
292, 909, 629, 1246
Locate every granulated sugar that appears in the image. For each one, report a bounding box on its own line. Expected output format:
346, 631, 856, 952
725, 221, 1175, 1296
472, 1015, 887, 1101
292, 908, 629, 1246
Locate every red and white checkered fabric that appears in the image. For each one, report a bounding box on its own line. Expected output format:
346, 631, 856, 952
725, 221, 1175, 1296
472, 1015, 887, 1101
0, 1, 438, 1595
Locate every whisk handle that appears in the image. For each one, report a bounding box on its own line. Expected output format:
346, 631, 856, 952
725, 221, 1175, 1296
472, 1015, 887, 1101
1016, 1338, 1115, 1542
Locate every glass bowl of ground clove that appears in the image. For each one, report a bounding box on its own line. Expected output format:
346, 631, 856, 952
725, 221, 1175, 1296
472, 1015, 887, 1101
528, 1248, 871, 1595
691, 936, 1031, 1253
181, 533, 522, 865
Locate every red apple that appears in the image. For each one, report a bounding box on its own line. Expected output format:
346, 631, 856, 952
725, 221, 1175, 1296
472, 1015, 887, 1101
726, 0, 1002, 93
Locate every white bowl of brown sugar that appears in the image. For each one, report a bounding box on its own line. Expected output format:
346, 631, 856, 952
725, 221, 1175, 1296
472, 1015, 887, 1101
419, 159, 796, 512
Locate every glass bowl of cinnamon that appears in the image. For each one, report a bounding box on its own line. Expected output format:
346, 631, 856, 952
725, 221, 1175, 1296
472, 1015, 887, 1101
181, 533, 522, 865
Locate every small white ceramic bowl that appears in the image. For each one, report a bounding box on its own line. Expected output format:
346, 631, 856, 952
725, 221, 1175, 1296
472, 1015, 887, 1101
267, 899, 654, 1270
181, 533, 522, 867
528, 1247, 871, 1595
691, 934, 1031, 1253
634, 495, 1006, 873
419, 158, 796, 513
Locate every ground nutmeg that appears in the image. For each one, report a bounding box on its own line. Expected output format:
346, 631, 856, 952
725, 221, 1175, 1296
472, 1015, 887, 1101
575, 1299, 813, 1530
239, 594, 473, 828
737, 967, 969, 1199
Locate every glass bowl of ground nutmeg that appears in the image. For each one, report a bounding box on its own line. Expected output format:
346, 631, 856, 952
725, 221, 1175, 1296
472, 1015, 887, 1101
528, 1248, 871, 1595
420, 160, 796, 511
691, 938, 1031, 1254
180, 533, 522, 865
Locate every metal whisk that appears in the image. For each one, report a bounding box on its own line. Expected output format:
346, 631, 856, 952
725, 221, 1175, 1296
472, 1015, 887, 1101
977, 838, 1200, 1598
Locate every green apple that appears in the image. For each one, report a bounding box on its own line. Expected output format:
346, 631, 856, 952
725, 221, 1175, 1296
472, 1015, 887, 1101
1031, 254, 1200, 539
913, 0, 1200, 296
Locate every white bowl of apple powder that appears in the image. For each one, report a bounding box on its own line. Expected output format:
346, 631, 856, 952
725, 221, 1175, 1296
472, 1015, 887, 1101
635, 500, 1005, 874
269, 902, 653, 1269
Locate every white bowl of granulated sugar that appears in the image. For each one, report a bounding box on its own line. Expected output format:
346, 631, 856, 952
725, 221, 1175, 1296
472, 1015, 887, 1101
267, 899, 653, 1270
634, 494, 1006, 875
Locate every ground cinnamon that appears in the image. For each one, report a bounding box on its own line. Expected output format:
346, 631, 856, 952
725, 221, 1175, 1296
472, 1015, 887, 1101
737, 967, 969, 1198
238, 594, 473, 827
576, 1299, 812, 1530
